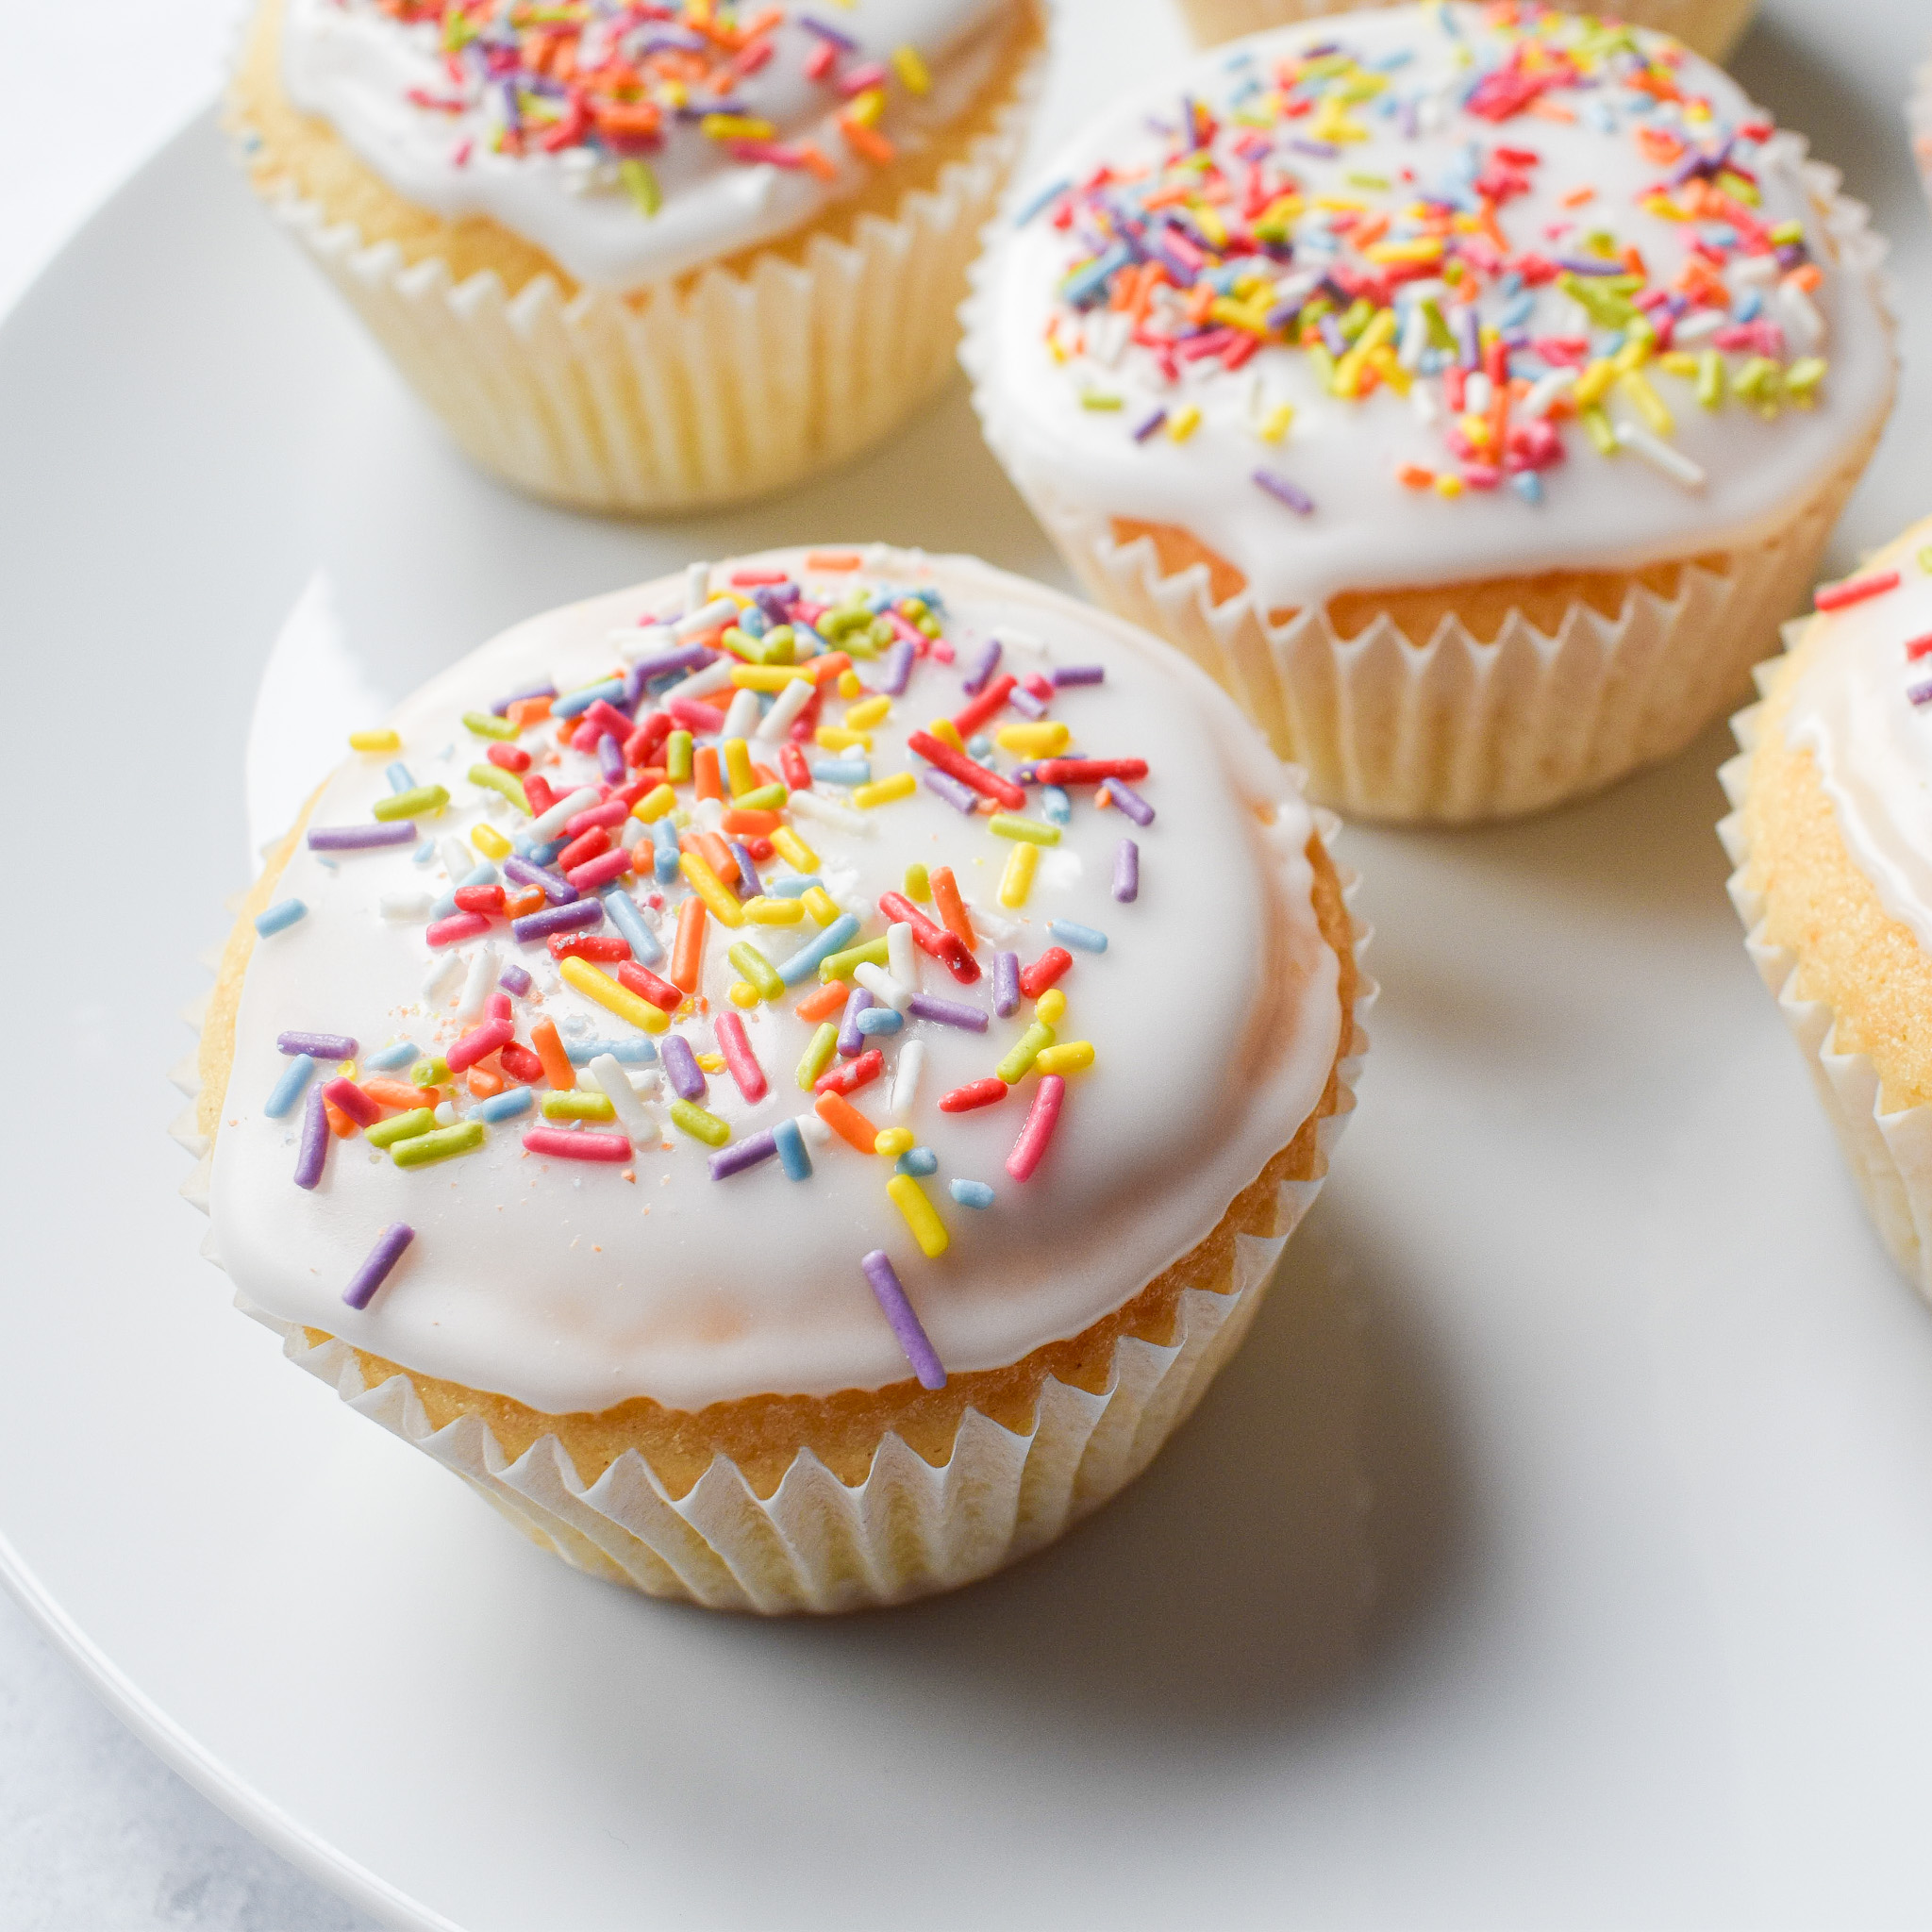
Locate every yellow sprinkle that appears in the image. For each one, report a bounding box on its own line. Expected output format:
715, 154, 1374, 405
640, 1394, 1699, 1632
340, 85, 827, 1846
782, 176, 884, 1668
925, 718, 965, 753
1168, 404, 1202, 443
718, 738, 753, 799
632, 784, 676, 824
542, 1091, 615, 1122
1434, 474, 1464, 499
678, 852, 747, 928
847, 86, 886, 129
1574, 358, 1617, 408
1257, 403, 1295, 443
743, 894, 805, 924
905, 863, 930, 902
1617, 369, 1674, 437
838, 669, 863, 699
854, 771, 916, 808
730, 663, 812, 690
349, 728, 400, 753
772, 826, 819, 873
1035, 989, 1066, 1025
559, 957, 669, 1035
696, 1052, 726, 1074
989, 813, 1060, 846
999, 841, 1038, 908
995, 722, 1070, 758
815, 725, 872, 752
1035, 1041, 1095, 1076
887, 1174, 949, 1257
874, 1126, 915, 1158
800, 885, 841, 927
471, 824, 511, 859
890, 42, 930, 93
845, 694, 891, 730
701, 113, 775, 141
728, 981, 759, 1008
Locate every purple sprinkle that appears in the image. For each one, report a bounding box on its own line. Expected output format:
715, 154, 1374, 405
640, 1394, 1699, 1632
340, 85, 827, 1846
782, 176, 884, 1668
1554, 255, 1626, 277
1253, 468, 1315, 517
511, 899, 604, 944
960, 638, 1003, 696
728, 841, 764, 900
597, 734, 625, 782
1290, 136, 1339, 160
1053, 665, 1105, 687
839, 986, 874, 1058
1910, 680, 1932, 708
1008, 685, 1049, 720
1455, 306, 1481, 371
503, 855, 579, 906
709, 1130, 778, 1180
292, 1083, 329, 1191
991, 951, 1020, 1017
921, 768, 978, 814
1009, 763, 1039, 786
491, 678, 555, 718
874, 639, 915, 697
661, 1034, 707, 1103
752, 584, 797, 623
627, 641, 714, 686
1113, 839, 1140, 903
308, 823, 415, 852
1107, 779, 1156, 827
278, 1030, 357, 1060
342, 1224, 414, 1310
1132, 408, 1168, 442
860, 1250, 945, 1391
499, 965, 533, 996
1319, 313, 1348, 357
797, 11, 858, 49
908, 992, 989, 1033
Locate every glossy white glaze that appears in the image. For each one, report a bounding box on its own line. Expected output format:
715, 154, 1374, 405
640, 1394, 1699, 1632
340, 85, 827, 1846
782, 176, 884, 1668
208, 549, 1343, 1414
1784, 524, 1932, 955
973, 4, 1893, 608
277, 0, 1017, 288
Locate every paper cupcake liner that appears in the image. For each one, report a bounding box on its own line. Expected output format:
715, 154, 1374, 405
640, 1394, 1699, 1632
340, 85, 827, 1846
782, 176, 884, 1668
232, 31, 1044, 517
1169, 0, 1758, 61
173, 851, 1372, 1616
1720, 647, 1932, 1303
963, 156, 1888, 825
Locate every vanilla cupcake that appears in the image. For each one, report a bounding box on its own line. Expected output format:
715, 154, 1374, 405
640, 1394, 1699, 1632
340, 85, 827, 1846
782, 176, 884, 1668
1170, 0, 1756, 63
229, 0, 1045, 513
1723, 521, 1932, 1305
177, 547, 1368, 1613
965, 3, 1893, 823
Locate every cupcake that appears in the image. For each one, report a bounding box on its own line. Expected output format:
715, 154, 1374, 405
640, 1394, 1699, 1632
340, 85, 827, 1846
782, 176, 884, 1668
1170, 0, 1757, 64
228, 0, 1045, 514
964, 3, 1894, 824
177, 546, 1369, 1613
1722, 521, 1932, 1305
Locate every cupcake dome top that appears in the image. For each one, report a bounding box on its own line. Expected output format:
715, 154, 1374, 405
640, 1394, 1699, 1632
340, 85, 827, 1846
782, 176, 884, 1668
1783, 526, 1932, 955
209, 549, 1343, 1415
276, 0, 1019, 287
973, 1, 1892, 608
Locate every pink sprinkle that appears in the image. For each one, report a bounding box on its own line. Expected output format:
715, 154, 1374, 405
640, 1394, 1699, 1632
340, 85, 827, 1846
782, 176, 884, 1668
1007, 1074, 1066, 1182
446, 1016, 513, 1073
1816, 569, 1901, 613
566, 849, 634, 891
322, 1077, 382, 1128
426, 911, 491, 948
715, 1012, 768, 1104
523, 1128, 632, 1162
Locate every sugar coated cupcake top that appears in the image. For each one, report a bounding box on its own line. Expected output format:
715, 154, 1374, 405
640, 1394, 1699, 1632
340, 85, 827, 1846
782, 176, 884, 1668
974, 0, 1891, 607
277, 0, 1018, 286
211, 549, 1343, 1414
1783, 526, 1932, 953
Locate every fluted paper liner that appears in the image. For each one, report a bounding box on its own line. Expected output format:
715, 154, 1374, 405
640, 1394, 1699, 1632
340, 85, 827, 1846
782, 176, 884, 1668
173, 853, 1371, 1615
964, 155, 1890, 824
1168, 0, 1757, 61
1720, 641, 1932, 1305
231, 33, 1043, 516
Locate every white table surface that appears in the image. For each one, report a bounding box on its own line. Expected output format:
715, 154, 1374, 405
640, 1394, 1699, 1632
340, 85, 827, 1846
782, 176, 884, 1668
1, 2, 1924, 1927
0, 22, 381, 1932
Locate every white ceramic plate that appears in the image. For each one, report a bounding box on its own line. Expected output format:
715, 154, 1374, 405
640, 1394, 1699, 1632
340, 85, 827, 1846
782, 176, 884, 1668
7, 2, 1932, 1925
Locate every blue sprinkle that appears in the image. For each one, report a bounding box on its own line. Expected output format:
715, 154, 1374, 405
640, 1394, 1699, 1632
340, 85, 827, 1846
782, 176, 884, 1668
460, 861, 496, 888
565, 1036, 658, 1066
472, 1087, 533, 1124
651, 817, 681, 885
895, 1146, 939, 1178
1041, 785, 1072, 825
967, 734, 995, 759
552, 676, 625, 719
365, 1041, 418, 1071
413, 840, 438, 865
1048, 920, 1108, 954
769, 874, 823, 898
774, 1117, 813, 1181
264, 1054, 317, 1119
254, 897, 307, 938
428, 891, 460, 922
1012, 176, 1070, 228
600, 888, 665, 967
386, 761, 415, 792
1510, 471, 1544, 506
856, 1006, 905, 1037
809, 755, 871, 786
950, 1179, 995, 1209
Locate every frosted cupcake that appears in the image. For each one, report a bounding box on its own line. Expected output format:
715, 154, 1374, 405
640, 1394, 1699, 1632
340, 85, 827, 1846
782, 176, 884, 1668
1723, 520, 1932, 1305
965, 3, 1893, 823
1170, 0, 1756, 64
229, 0, 1045, 513
177, 546, 1369, 1613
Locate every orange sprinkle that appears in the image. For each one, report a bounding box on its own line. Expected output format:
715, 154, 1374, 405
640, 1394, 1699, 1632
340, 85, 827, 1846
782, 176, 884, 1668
672, 897, 708, 994
467, 1064, 506, 1098
693, 744, 723, 802
505, 695, 552, 729
323, 1098, 358, 1139
806, 551, 861, 570
722, 808, 782, 836
816, 1091, 879, 1154
1788, 263, 1823, 293
796, 143, 838, 182
1396, 463, 1437, 489
696, 828, 739, 887
531, 1020, 575, 1092
363, 1079, 441, 1110
505, 887, 546, 919
1560, 185, 1595, 208
839, 114, 893, 165
795, 979, 850, 1023
929, 865, 975, 952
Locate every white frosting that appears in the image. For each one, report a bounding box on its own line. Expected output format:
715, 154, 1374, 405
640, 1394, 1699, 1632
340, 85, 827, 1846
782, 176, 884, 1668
278, 0, 1017, 289
1784, 529, 1932, 954
974, 3, 1893, 608
209, 550, 1343, 1414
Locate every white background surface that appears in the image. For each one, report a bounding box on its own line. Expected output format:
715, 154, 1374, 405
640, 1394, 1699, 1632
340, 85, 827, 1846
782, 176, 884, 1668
4, 2, 1932, 1929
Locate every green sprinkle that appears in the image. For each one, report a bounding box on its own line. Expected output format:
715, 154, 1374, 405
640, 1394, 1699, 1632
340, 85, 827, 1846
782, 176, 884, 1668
366, 1108, 436, 1149
1079, 391, 1124, 411
1419, 297, 1457, 352
462, 710, 518, 741
410, 1058, 451, 1088
1769, 219, 1804, 246
1580, 406, 1617, 455
1344, 171, 1391, 191
1696, 349, 1724, 410
819, 937, 891, 982
374, 784, 448, 822
758, 625, 796, 667
469, 764, 530, 813
665, 731, 693, 783
1785, 357, 1827, 403
391, 1121, 485, 1169
798, 1022, 839, 1090
542, 1091, 615, 1122
669, 1099, 729, 1146
720, 626, 764, 664
619, 158, 660, 218
996, 1022, 1057, 1087
988, 813, 1061, 846
729, 941, 785, 1002
735, 782, 788, 811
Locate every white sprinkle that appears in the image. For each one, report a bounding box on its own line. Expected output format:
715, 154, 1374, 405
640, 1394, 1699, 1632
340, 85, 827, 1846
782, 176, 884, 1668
455, 944, 498, 1024
439, 836, 470, 883
1522, 367, 1577, 420
675, 595, 738, 640
618, 813, 649, 851
526, 786, 599, 842
755, 676, 815, 741
589, 1053, 657, 1144
890, 1040, 924, 1120
855, 962, 913, 1012
1397, 303, 1430, 372
991, 625, 1048, 658
434, 1101, 456, 1126
797, 1109, 832, 1146
720, 685, 760, 742
1674, 309, 1724, 344
1463, 371, 1492, 417
1410, 379, 1442, 426
422, 954, 461, 1003
1614, 419, 1707, 489
886, 922, 919, 991
1775, 281, 1826, 352
611, 622, 678, 663
663, 656, 735, 703
683, 562, 711, 615
788, 790, 869, 834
